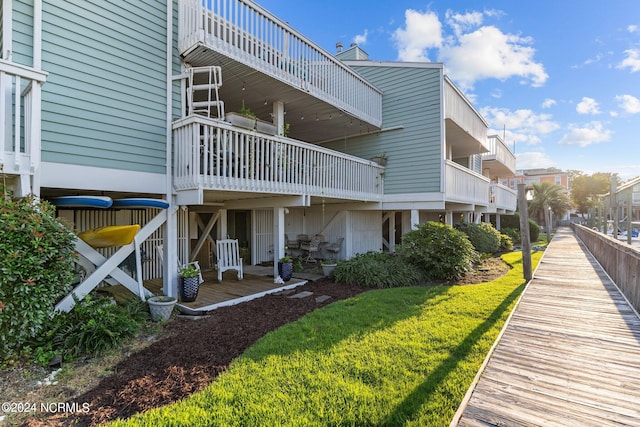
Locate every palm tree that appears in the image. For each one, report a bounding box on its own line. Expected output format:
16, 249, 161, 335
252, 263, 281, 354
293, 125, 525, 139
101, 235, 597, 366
528, 182, 573, 242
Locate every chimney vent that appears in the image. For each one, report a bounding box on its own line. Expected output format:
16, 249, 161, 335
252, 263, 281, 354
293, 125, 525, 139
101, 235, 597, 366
336, 42, 343, 53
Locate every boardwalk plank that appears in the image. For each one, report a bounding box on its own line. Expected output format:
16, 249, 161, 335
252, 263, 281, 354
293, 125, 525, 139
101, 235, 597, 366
454, 227, 640, 426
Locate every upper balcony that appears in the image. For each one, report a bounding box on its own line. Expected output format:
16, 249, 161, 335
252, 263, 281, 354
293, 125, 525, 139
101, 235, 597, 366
178, 0, 383, 143
482, 134, 516, 178
444, 77, 489, 158
0, 60, 47, 190
173, 116, 385, 205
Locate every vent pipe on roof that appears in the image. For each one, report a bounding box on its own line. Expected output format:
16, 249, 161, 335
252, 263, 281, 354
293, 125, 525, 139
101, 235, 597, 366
336, 42, 343, 53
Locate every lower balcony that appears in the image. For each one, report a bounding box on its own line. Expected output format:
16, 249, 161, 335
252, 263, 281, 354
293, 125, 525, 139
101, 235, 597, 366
445, 160, 491, 207
173, 116, 385, 204
489, 183, 517, 214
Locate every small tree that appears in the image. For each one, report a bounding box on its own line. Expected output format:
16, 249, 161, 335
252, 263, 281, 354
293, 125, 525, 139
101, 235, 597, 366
0, 195, 77, 362
397, 222, 478, 281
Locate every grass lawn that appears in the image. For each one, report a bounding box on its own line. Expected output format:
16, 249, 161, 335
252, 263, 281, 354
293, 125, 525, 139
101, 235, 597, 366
111, 251, 543, 426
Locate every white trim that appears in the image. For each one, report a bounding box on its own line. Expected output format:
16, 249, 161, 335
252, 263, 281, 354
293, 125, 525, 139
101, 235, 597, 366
383, 192, 444, 203
0, 60, 48, 82
33, 0, 42, 68
2, 0, 12, 60
41, 162, 166, 194
343, 60, 444, 70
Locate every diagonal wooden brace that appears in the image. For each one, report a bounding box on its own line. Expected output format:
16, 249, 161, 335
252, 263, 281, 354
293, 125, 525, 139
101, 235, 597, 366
55, 208, 172, 312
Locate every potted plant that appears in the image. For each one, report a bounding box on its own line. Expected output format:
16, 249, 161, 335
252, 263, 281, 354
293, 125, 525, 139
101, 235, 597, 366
320, 259, 337, 277
225, 101, 277, 135
278, 255, 294, 281
147, 295, 177, 322
370, 153, 387, 167
178, 264, 201, 302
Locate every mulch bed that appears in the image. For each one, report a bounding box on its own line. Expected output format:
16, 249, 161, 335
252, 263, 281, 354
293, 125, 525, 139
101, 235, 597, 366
22, 257, 509, 426
22, 280, 368, 427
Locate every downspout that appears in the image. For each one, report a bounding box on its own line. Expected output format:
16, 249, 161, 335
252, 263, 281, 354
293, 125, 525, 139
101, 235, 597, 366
164, 0, 178, 297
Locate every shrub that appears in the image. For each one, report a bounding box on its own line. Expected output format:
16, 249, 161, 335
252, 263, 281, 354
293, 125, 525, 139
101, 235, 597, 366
501, 227, 520, 244
333, 252, 423, 288
494, 214, 540, 243
40, 294, 148, 360
454, 222, 501, 254
0, 195, 76, 362
499, 233, 513, 252
397, 222, 479, 281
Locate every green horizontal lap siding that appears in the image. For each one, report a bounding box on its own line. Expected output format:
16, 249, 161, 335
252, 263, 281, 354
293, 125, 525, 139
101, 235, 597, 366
327, 65, 443, 195
10, 1, 34, 66
39, 0, 170, 174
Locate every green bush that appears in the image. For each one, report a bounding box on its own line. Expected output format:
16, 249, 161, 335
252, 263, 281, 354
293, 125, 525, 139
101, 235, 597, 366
499, 233, 513, 252
0, 195, 76, 362
501, 227, 520, 244
494, 214, 540, 243
397, 222, 479, 281
454, 222, 501, 254
40, 294, 148, 360
333, 252, 423, 288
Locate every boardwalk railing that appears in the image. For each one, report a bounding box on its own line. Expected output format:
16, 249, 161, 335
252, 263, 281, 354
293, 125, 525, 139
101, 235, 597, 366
173, 115, 385, 201
0, 60, 47, 183
573, 223, 640, 312
178, 0, 383, 127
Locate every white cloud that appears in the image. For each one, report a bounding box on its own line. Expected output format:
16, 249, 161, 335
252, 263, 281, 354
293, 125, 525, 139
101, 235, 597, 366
558, 121, 612, 147
392, 10, 442, 61
516, 151, 556, 170
616, 94, 640, 114
445, 10, 483, 37
542, 98, 557, 108
438, 25, 548, 89
618, 48, 640, 72
628, 25, 639, 33
392, 8, 547, 89
482, 107, 560, 146
576, 97, 600, 114
353, 30, 368, 45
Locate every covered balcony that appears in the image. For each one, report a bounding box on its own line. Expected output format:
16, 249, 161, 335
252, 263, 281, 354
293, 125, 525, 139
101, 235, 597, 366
178, 0, 383, 143
482, 134, 516, 178
444, 77, 489, 158
489, 183, 517, 214
0, 60, 47, 196
173, 116, 385, 205
445, 160, 491, 208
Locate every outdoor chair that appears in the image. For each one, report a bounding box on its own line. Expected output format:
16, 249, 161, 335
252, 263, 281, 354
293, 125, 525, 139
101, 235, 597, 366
300, 237, 321, 263
325, 237, 344, 260
156, 244, 204, 285
215, 239, 244, 282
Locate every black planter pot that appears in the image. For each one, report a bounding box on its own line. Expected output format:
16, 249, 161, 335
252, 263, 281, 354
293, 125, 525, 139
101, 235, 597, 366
179, 276, 200, 302
278, 262, 293, 281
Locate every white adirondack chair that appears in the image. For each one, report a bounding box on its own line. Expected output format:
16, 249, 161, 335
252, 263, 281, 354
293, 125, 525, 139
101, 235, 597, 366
216, 239, 244, 282
156, 244, 204, 284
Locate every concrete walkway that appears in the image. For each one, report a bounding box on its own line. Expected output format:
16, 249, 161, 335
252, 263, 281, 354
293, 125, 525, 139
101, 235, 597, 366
453, 227, 640, 426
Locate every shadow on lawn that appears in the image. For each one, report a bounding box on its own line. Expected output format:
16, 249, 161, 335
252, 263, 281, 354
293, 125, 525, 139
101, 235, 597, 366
381, 283, 526, 426
242, 285, 453, 361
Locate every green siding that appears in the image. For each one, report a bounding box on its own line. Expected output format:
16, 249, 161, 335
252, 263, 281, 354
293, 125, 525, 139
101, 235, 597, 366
11, 0, 34, 66
39, 0, 172, 174
327, 64, 443, 195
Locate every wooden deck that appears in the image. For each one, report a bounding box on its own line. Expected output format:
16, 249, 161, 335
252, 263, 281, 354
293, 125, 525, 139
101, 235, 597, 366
453, 227, 640, 426
105, 268, 307, 314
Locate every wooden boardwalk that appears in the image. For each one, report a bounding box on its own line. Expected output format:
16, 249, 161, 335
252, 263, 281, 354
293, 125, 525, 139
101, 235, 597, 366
454, 227, 640, 426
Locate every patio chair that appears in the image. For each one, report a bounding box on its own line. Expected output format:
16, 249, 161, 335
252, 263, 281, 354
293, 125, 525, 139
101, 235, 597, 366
300, 237, 321, 263
216, 239, 244, 282
325, 237, 344, 260
156, 244, 203, 285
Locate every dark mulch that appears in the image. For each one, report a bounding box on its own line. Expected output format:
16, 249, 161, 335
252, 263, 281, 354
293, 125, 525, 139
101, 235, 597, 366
23, 280, 368, 427
23, 257, 509, 426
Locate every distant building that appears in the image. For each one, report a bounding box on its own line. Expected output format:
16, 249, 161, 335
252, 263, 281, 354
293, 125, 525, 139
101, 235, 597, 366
501, 168, 570, 192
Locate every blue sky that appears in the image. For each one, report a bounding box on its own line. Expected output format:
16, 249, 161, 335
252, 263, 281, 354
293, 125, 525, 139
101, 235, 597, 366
257, 0, 640, 181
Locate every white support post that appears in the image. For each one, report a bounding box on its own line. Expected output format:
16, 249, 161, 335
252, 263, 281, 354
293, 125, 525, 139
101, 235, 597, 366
496, 214, 501, 230
273, 207, 285, 278
344, 211, 352, 258
274, 100, 285, 135
163, 205, 178, 298
218, 209, 228, 239
445, 211, 454, 225
410, 210, 419, 230
389, 212, 396, 253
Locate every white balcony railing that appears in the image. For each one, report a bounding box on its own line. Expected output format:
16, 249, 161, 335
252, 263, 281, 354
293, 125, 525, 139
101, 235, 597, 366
179, 0, 383, 127
444, 78, 488, 149
173, 116, 384, 201
445, 160, 491, 206
483, 135, 516, 175
0, 60, 46, 178
490, 183, 517, 212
